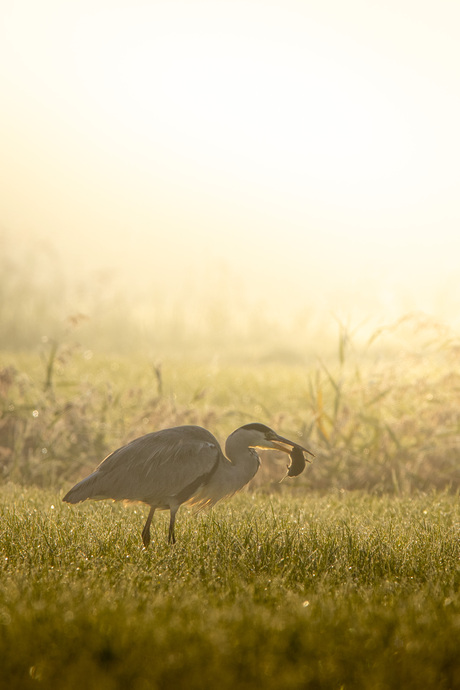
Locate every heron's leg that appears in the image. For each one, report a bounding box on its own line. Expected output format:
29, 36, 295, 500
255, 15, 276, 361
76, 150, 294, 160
168, 507, 178, 545
142, 507, 155, 548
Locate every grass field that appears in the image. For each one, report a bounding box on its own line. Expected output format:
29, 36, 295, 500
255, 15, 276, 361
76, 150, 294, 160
1, 485, 459, 690
1, 291, 460, 689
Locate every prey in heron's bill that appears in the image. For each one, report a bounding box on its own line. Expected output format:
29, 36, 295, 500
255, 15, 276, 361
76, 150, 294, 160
63, 423, 314, 546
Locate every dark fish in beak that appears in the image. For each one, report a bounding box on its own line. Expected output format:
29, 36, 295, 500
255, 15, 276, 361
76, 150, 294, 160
286, 445, 308, 477
270, 434, 315, 478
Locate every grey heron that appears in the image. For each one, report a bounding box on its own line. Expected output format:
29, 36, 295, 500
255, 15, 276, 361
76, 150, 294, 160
63, 422, 314, 546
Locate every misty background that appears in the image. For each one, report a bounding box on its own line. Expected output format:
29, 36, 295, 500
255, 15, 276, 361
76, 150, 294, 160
1, 0, 460, 356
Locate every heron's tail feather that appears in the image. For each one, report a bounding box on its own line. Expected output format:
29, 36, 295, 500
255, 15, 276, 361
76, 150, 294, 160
63, 471, 106, 504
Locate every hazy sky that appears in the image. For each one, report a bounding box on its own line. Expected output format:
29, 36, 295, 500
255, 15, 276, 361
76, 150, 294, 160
1, 0, 459, 322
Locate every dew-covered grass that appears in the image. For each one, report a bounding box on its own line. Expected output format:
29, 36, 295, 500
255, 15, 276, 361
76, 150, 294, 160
1, 485, 459, 690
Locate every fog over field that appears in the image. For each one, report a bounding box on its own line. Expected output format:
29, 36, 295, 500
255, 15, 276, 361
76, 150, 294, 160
1, 0, 460, 341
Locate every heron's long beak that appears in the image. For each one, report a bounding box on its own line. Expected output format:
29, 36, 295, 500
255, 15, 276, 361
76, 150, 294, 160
270, 434, 315, 460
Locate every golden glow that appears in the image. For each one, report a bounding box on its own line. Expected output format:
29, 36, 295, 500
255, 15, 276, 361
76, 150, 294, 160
1, 0, 459, 323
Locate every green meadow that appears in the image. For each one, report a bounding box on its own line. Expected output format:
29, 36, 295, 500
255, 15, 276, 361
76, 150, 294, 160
1, 487, 459, 690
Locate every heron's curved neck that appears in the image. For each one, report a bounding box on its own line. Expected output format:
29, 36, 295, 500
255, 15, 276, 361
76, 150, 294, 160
196, 436, 260, 505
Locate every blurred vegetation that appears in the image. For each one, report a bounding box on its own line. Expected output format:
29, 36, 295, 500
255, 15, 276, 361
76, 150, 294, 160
0, 232, 459, 492
1, 318, 459, 494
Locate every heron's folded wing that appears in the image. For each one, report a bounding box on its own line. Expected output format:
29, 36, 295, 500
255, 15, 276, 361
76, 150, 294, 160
94, 426, 221, 503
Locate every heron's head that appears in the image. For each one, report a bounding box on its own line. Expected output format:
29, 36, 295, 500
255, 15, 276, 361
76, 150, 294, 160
237, 423, 314, 458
